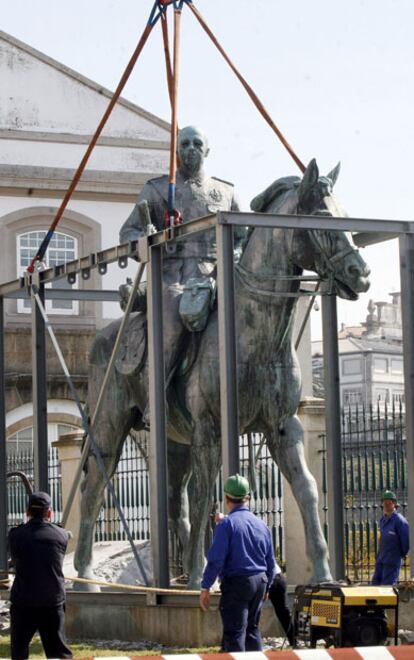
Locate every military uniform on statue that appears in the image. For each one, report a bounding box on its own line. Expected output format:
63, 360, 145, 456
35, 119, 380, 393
119, 126, 244, 419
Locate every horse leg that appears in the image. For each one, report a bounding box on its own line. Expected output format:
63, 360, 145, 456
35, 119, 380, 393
167, 440, 192, 573
186, 416, 221, 589
73, 367, 134, 590
267, 415, 332, 582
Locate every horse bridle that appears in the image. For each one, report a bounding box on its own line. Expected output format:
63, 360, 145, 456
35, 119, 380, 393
235, 223, 359, 301
306, 226, 359, 291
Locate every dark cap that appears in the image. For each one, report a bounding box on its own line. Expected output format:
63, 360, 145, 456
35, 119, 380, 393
28, 491, 52, 509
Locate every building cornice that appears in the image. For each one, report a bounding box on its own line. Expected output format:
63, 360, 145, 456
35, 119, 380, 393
0, 164, 159, 201
0, 128, 170, 151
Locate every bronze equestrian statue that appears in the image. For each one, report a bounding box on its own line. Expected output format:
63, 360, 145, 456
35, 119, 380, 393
74, 134, 370, 587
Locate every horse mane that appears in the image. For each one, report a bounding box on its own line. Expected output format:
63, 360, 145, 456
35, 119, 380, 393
250, 175, 301, 213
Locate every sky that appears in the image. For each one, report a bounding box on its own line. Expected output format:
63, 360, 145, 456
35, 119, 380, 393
2, 0, 413, 338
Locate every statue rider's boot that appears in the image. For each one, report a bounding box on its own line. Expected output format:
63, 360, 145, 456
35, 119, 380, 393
142, 337, 179, 427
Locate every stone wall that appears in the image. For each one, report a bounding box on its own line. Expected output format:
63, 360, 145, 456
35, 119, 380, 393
5, 326, 95, 413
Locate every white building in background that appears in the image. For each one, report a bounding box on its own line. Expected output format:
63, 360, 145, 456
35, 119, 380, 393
312, 293, 404, 410
0, 29, 169, 452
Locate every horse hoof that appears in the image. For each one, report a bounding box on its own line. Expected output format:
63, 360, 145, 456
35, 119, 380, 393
311, 573, 333, 584
187, 576, 202, 590
72, 574, 101, 592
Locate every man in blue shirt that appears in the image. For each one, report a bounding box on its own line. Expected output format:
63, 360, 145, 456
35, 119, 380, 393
372, 490, 409, 586
199, 474, 276, 652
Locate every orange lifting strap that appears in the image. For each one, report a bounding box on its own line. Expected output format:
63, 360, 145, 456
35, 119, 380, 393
28, 0, 305, 273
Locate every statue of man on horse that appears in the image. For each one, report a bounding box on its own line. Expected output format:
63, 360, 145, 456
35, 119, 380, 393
74, 133, 371, 587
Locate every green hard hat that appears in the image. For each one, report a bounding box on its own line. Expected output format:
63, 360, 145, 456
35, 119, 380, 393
382, 490, 397, 502
224, 473, 250, 498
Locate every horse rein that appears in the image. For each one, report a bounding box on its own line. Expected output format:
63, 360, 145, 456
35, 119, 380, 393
235, 222, 359, 301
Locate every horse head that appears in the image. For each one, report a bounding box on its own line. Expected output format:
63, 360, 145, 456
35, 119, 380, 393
250, 159, 370, 300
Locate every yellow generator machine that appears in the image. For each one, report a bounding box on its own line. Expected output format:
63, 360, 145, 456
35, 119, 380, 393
293, 583, 399, 648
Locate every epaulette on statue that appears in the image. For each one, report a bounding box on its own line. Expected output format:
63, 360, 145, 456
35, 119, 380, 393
211, 176, 234, 188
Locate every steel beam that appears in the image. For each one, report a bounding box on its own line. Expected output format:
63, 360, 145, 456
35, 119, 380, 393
0, 297, 7, 571
218, 211, 414, 236
6, 289, 120, 302
1, 212, 412, 299
147, 245, 169, 588
31, 281, 48, 491
321, 292, 345, 580
399, 233, 414, 575
216, 223, 240, 478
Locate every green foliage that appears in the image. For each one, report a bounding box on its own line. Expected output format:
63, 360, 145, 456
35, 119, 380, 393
0, 633, 220, 658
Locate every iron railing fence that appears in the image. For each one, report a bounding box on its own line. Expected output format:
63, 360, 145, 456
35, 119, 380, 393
96, 432, 285, 575
6, 404, 408, 585
6, 447, 62, 529
320, 400, 409, 583
5, 432, 285, 569
95, 433, 150, 543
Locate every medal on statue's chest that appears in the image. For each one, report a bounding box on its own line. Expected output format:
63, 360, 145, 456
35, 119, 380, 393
209, 188, 223, 204
207, 185, 224, 212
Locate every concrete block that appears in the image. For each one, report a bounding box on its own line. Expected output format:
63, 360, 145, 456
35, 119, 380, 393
65, 591, 282, 645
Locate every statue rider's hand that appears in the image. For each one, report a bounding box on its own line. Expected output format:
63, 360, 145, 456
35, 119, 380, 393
118, 278, 133, 311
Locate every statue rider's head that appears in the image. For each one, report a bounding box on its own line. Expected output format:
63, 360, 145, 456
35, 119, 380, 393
177, 126, 209, 179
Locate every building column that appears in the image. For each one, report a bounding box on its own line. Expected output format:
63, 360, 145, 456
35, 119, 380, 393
284, 397, 326, 584
52, 432, 83, 553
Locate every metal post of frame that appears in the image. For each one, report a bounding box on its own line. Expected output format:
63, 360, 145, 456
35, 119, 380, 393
399, 232, 414, 575
216, 218, 240, 478
31, 278, 49, 491
0, 297, 7, 571
321, 291, 345, 580
147, 244, 169, 587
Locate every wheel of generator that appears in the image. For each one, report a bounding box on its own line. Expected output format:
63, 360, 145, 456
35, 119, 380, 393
358, 620, 386, 647
345, 616, 388, 647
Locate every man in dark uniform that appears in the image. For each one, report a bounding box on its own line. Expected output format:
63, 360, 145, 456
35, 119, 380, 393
268, 567, 294, 646
199, 474, 276, 652
8, 491, 72, 660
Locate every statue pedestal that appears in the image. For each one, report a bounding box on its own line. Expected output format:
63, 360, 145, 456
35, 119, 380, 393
284, 397, 326, 584
52, 432, 83, 553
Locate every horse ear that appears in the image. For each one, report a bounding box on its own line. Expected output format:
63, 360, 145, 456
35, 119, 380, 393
299, 158, 319, 195
327, 162, 341, 187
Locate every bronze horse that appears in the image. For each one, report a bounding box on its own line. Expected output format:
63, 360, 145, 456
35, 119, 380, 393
74, 160, 370, 587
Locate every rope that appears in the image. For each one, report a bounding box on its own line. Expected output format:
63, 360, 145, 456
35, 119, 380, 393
66, 575, 201, 596
0, 570, 202, 596
61, 262, 146, 528
167, 5, 182, 219
161, 12, 175, 109
187, 3, 306, 173
26, 0, 307, 271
